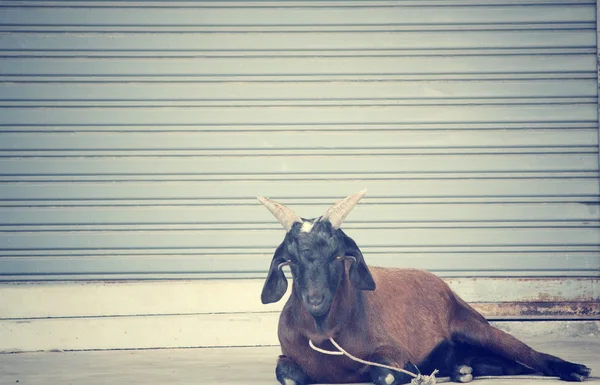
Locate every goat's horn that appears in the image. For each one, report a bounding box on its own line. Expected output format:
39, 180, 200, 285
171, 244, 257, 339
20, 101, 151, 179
257, 195, 302, 232
320, 189, 367, 229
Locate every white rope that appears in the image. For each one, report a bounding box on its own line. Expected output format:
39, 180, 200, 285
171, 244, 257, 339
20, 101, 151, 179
309, 338, 420, 378
310, 338, 442, 385
332, 337, 421, 378
308, 339, 343, 356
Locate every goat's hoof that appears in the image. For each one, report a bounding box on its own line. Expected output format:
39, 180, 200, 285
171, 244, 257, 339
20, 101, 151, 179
276, 355, 310, 385
453, 365, 473, 383
371, 367, 413, 385
546, 360, 591, 382
384, 373, 396, 384
373, 371, 400, 385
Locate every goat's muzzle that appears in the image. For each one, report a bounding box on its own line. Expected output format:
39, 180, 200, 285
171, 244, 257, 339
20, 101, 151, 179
303, 293, 331, 317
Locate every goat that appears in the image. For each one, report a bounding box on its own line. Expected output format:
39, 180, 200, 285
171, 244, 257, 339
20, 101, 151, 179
257, 190, 592, 385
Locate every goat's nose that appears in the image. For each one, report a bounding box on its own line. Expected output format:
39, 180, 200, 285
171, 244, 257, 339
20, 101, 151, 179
307, 293, 325, 306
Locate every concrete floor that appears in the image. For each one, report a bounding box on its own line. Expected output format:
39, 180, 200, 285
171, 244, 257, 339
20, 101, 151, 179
0, 338, 598, 385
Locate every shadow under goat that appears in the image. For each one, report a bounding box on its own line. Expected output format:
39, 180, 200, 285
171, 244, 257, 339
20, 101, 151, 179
257, 190, 592, 385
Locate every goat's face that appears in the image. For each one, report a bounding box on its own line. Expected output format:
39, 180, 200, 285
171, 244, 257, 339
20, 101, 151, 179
258, 190, 376, 320
277, 220, 346, 317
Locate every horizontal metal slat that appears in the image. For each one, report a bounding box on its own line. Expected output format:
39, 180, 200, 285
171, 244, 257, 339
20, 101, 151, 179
5, 25, 595, 33
1, 227, 598, 250
3, 145, 599, 158
467, 302, 600, 318
2, 0, 596, 8
0, 105, 596, 125
2, 153, 596, 160
2, 98, 597, 108
3, 73, 595, 82
2, 221, 598, 232
0, 31, 595, 51
2, 172, 597, 183
2, 123, 597, 154
1, 56, 595, 76
0, 3, 594, 27
0, 154, 595, 176
2, 196, 597, 207
4, 122, 596, 133
3, 49, 596, 59
3, 245, 598, 255
2, 203, 597, 225
1, 80, 596, 101
0, 179, 597, 200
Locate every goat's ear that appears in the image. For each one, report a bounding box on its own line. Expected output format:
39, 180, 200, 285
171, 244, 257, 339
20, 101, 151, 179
343, 233, 376, 291
261, 243, 289, 304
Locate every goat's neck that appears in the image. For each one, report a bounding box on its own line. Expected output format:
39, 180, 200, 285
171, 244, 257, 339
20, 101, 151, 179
291, 274, 366, 343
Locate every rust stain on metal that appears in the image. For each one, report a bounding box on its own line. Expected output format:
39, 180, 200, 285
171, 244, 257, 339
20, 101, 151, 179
535, 292, 564, 302
471, 301, 600, 318
513, 277, 571, 302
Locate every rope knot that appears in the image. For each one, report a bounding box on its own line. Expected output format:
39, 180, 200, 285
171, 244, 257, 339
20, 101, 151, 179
411, 370, 439, 385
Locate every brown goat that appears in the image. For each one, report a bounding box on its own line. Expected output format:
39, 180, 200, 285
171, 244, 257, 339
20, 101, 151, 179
258, 190, 592, 385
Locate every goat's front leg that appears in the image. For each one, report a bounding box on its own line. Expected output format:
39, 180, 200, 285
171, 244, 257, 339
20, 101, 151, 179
369, 347, 415, 385
276, 355, 313, 385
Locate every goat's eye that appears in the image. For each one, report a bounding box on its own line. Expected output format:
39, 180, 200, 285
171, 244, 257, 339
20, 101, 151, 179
335, 255, 345, 261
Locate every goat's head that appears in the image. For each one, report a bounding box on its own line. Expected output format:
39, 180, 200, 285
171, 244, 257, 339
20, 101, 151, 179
257, 190, 376, 320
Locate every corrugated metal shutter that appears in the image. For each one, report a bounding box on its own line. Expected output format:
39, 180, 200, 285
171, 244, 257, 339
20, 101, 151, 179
0, 1, 598, 284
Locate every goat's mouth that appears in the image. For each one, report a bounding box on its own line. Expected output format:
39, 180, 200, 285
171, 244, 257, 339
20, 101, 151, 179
308, 306, 329, 317
305, 301, 331, 317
